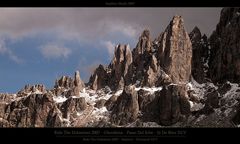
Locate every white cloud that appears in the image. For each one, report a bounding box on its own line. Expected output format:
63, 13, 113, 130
0, 41, 7, 53
0, 8, 143, 41
103, 20, 141, 39
0, 8, 222, 41
39, 43, 72, 59
0, 8, 221, 63
101, 41, 116, 58
0, 38, 23, 63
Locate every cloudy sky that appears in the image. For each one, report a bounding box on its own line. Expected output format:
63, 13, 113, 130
0, 8, 222, 93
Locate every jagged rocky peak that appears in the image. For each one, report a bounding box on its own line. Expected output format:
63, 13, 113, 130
189, 26, 202, 43
74, 71, 84, 87
88, 44, 132, 91
72, 70, 85, 96
109, 44, 132, 90
89, 64, 108, 91
132, 29, 152, 67
0, 93, 16, 103
189, 26, 210, 84
54, 71, 84, 89
141, 29, 150, 39
1, 92, 63, 127
216, 8, 240, 35
143, 54, 161, 87
157, 15, 192, 84
208, 7, 240, 83
17, 84, 47, 96
54, 76, 73, 88
134, 29, 152, 55
111, 44, 132, 71
3, 8, 240, 128
131, 29, 156, 86
53, 71, 85, 97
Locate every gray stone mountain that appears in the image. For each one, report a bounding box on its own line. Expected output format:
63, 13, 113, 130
209, 7, 240, 83
157, 15, 192, 84
88, 44, 133, 91
110, 85, 139, 125
86, 15, 193, 127
53, 70, 85, 97
1, 8, 240, 127
190, 26, 210, 84
88, 64, 108, 91
89, 15, 192, 91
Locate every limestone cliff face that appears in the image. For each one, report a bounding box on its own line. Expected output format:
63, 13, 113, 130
209, 8, 240, 83
158, 84, 190, 126
110, 85, 139, 125
157, 16, 192, 84
109, 44, 133, 90
189, 26, 210, 84
88, 64, 108, 91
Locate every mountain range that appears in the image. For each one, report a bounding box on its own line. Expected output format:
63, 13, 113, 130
0, 7, 240, 127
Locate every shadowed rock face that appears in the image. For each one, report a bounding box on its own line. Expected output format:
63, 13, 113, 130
88, 64, 108, 91
132, 29, 152, 77
0, 88, 87, 127
61, 97, 87, 119
158, 84, 190, 126
110, 85, 139, 125
134, 29, 152, 56
1, 93, 62, 127
157, 16, 192, 83
105, 95, 118, 111
143, 54, 160, 87
131, 29, 157, 86
209, 8, 240, 83
89, 44, 132, 91
189, 26, 209, 84
232, 103, 240, 126
109, 44, 133, 90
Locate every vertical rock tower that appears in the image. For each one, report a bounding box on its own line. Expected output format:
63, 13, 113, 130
158, 15, 192, 83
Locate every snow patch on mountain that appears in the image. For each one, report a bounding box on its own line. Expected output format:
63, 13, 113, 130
189, 77, 218, 99
187, 78, 218, 112
115, 89, 123, 96
53, 95, 67, 103
190, 102, 205, 111
80, 92, 97, 105
135, 86, 162, 94
58, 115, 71, 127
222, 82, 240, 104
33, 89, 43, 94
91, 107, 109, 120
